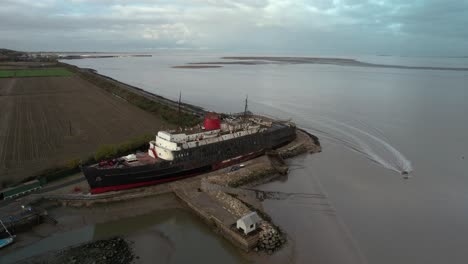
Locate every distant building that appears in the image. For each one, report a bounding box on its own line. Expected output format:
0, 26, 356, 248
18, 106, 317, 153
236, 211, 261, 235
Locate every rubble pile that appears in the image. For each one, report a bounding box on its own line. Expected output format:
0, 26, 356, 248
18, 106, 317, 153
256, 222, 286, 254
21, 237, 135, 264
209, 191, 250, 217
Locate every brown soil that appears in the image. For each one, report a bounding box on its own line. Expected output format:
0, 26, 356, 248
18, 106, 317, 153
0, 75, 170, 185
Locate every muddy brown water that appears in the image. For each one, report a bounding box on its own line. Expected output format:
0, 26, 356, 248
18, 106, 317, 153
1, 195, 247, 264
14, 54, 467, 264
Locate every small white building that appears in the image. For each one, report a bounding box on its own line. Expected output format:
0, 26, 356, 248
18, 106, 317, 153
236, 212, 261, 235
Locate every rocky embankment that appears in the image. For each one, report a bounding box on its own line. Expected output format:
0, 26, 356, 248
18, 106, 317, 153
19, 237, 135, 264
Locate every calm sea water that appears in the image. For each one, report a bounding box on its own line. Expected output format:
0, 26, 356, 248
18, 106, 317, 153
66, 53, 468, 264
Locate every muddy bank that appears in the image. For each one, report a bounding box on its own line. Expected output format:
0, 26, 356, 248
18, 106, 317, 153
172, 65, 223, 69
178, 56, 468, 71
2, 204, 246, 264
18, 237, 134, 264
0, 193, 183, 258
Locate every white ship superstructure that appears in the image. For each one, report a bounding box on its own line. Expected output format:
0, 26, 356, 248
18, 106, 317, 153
82, 110, 296, 194
149, 116, 272, 161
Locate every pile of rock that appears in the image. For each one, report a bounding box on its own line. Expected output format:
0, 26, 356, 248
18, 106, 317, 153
209, 191, 250, 217
256, 222, 286, 254
279, 144, 308, 159
205, 156, 273, 187
21, 237, 135, 264
228, 168, 276, 188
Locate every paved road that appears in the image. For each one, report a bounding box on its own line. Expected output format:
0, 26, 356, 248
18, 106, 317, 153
38, 176, 86, 194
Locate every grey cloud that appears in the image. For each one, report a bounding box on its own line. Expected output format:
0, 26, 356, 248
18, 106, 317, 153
0, 0, 467, 55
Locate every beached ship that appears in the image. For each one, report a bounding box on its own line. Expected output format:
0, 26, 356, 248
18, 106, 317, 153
82, 113, 296, 194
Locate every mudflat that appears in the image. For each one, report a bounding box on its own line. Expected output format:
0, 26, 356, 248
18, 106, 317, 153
178, 56, 468, 71
172, 65, 223, 69
0, 75, 169, 185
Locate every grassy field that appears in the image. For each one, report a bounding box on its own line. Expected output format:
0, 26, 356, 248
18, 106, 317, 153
0, 68, 72, 78
0, 75, 172, 187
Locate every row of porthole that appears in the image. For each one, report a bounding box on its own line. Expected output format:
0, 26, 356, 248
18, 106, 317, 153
175, 151, 191, 159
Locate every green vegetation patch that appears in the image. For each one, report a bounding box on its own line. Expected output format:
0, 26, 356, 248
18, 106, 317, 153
31, 134, 154, 187
94, 134, 153, 161
0, 68, 73, 78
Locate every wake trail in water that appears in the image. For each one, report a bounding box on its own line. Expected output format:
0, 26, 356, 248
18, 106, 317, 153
254, 100, 413, 174
302, 119, 413, 174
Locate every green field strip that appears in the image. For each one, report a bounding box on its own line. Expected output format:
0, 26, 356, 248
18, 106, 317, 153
0, 68, 73, 78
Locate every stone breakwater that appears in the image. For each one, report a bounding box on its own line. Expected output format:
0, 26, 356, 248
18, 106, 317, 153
198, 129, 321, 254
19, 237, 134, 264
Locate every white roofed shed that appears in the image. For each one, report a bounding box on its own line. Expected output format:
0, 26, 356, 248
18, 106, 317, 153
236, 212, 261, 235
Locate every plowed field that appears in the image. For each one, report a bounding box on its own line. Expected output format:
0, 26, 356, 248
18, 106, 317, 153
0, 75, 169, 184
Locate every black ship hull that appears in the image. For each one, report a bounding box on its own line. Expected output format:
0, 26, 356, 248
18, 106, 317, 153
83, 123, 296, 194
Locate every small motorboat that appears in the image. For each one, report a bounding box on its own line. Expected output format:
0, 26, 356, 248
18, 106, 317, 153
401, 171, 411, 180
0, 237, 14, 249
0, 219, 15, 249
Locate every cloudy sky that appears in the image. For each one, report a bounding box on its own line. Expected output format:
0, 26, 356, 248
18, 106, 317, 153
1, 0, 467, 56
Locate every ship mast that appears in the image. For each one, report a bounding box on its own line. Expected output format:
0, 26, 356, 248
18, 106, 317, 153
177, 91, 182, 129
244, 95, 248, 118
178, 91, 182, 114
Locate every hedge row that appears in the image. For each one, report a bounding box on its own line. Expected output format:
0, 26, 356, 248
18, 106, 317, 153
35, 134, 154, 186
94, 134, 153, 161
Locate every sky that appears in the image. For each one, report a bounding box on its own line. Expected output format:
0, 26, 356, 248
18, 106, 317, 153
1, 0, 467, 56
